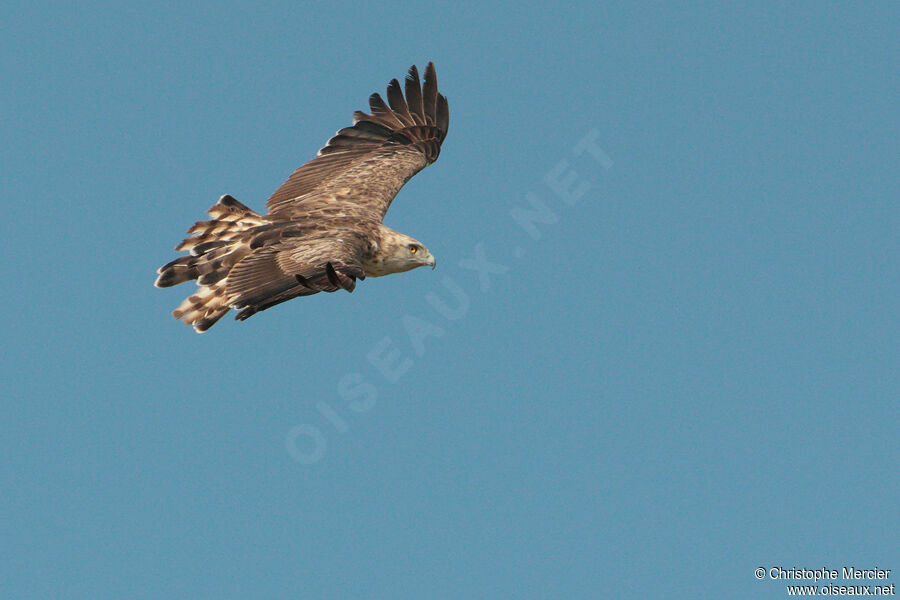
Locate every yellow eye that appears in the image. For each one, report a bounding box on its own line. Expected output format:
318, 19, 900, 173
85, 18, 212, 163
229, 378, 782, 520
409, 245, 418, 254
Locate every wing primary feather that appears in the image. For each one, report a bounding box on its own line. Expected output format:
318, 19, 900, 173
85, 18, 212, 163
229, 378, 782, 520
404, 65, 425, 125
366, 94, 405, 129
422, 62, 438, 125
386, 79, 415, 127
436, 94, 449, 137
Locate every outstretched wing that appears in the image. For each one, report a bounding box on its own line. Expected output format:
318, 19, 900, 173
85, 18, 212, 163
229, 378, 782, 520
169, 224, 370, 332
160, 196, 372, 332
266, 62, 449, 220
226, 225, 369, 322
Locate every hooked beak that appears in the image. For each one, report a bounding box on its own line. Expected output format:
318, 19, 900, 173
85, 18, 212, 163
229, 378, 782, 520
428, 255, 436, 270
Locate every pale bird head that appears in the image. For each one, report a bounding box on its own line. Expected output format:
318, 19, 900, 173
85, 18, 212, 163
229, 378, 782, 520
384, 233, 436, 274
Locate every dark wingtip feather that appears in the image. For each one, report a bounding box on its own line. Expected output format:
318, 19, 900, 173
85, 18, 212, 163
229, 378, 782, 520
404, 65, 425, 125
422, 63, 438, 125
386, 78, 414, 126
436, 94, 449, 137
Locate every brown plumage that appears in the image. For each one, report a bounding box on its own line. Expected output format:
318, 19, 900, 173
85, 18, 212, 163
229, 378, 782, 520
155, 63, 449, 332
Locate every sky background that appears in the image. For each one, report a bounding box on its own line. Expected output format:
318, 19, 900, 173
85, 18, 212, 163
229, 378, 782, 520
1, 2, 897, 598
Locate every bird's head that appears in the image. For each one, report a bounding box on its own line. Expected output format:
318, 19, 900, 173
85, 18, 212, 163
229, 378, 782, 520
389, 233, 436, 272
365, 230, 435, 276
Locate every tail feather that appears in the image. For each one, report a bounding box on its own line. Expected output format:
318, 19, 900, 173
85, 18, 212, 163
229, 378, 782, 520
156, 194, 272, 332
175, 195, 268, 253
171, 281, 231, 333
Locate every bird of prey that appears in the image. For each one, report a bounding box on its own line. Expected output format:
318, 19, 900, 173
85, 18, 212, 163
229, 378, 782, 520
155, 63, 449, 332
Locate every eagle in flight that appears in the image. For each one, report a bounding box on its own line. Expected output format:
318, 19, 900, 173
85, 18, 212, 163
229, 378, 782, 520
155, 63, 449, 332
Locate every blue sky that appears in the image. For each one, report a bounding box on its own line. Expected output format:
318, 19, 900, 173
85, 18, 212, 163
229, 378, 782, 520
2, 2, 897, 598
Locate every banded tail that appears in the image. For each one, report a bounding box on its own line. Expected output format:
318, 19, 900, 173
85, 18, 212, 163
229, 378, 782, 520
155, 194, 270, 332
